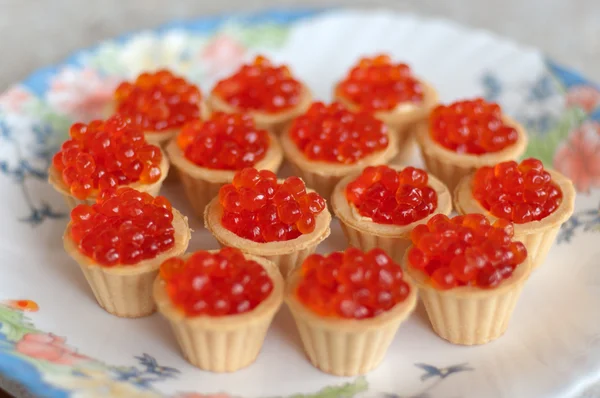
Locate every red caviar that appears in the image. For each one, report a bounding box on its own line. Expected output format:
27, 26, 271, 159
472, 158, 563, 223
114, 69, 202, 132
219, 168, 326, 242
336, 54, 424, 111
212, 55, 302, 113
160, 248, 273, 316
296, 248, 411, 319
69, 187, 175, 266
407, 214, 527, 289
52, 115, 163, 199
346, 165, 437, 225
289, 102, 389, 164
429, 98, 518, 154
176, 113, 270, 170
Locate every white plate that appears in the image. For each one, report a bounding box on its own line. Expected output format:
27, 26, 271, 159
1, 8, 600, 398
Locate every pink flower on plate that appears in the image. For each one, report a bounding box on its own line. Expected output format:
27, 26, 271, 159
201, 35, 246, 77
554, 121, 600, 193
46, 67, 119, 121
0, 86, 33, 113
566, 85, 600, 113
15, 332, 90, 365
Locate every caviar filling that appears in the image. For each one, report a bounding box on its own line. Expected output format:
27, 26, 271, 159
407, 214, 527, 290
212, 55, 302, 113
160, 248, 273, 316
219, 168, 326, 242
289, 102, 389, 164
296, 248, 411, 319
52, 115, 163, 200
176, 113, 270, 170
472, 158, 563, 223
336, 54, 424, 111
114, 69, 202, 132
69, 187, 175, 266
429, 98, 518, 154
345, 165, 437, 225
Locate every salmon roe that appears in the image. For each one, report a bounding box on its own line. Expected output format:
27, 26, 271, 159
289, 102, 389, 164
69, 187, 176, 266
160, 248, 273, 316
219, 168, 326, 242
51, 115, 163, 200
212, 55, 302, 113
407, 214, 527, 289
429, 98, 518, 154
472, 158, 563, 223
296, 248, 411, 319
176, 113, 270, 170
336, 54, 424, 111
346, 165, 437, 225
114, 69, 202, 132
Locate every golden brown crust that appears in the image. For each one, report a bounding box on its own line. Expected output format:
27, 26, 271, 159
331, 165, 452, 238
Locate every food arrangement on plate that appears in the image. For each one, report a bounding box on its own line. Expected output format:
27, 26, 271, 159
50, 53, 576, 376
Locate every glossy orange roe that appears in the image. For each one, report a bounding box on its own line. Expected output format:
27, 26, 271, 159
176, 112, 270, 170
336, 54, 424, 111
114, 69, 202, 132
472, 158, 563, 223
407, 214, 527, 289
212, 55, 302, 113
52, 115, 163, 200
429, 98, 518, 154
160, 248, 273, 316
346, 165, 437, 225
69, 187, 175, 266
289, 102, 389, 164
219, 168, 326, 242
296, 248, 411, 319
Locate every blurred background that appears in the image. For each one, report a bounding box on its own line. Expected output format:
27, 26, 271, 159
0, 0, 599, 90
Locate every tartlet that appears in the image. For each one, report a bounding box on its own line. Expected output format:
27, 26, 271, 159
204, 169, 331, 277
166, 113, 283, 218
331, 165, 452, 262
334, 54, 438, 163
404, 214, 532, 345
454, 160, 576, 269
63, 188, 191, 317
208, 55, 312, 134
280, 101, 398, 200
153, 248, 284, 372
415, 98, 528, 191
285, 249, 417, 376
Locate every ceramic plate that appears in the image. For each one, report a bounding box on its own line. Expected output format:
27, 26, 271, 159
1, 8, 599, 398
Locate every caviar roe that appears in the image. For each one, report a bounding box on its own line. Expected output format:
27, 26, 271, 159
69, 187, 176, 266
345, 165, 437, 225
160, 248, 273, 316
296, 248, 411, 319
336, 54, 424, 111
472, 158, 563, 223
219, 168, 326, 242
289, 102, 389, 164
212, 55, 302, 113
114, 69, 202, 132
176, 113, 270, 170
52, 115, 163, 200
407, 214, 527, 289
429, 98, 518, 154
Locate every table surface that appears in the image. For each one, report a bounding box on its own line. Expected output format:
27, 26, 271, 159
0, 0, 599, 397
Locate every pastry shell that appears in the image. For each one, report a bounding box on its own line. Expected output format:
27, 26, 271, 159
63, 208, 191, 318
153, 252, 284, 373
285, 267, 417, 376
453, 169, 576, 269
331, 165, 452, 263
165, 131, 284, 218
